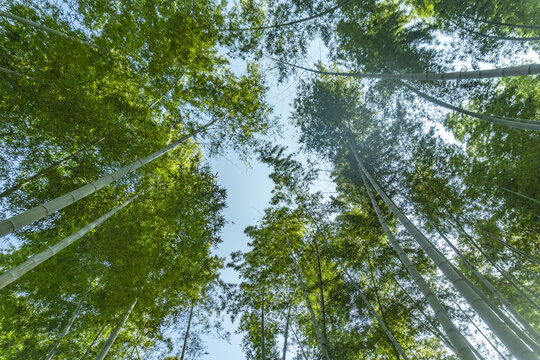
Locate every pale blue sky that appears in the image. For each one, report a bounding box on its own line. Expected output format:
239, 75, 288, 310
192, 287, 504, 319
198, 46, 329, 359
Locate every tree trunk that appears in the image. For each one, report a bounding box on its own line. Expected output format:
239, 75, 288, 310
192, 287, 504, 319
180, 304, 194, 360
94, 298, 138, 360
358, 170, 477, 360
399, 82, 540, 131
284, 231, 327, 360
44, 284, 91, 360
341, 268, 411, 360
352, 146, 538, 360
282, 302, 292, 360
276, 59, 540, 81
0, 114, 227, 238
0, 137, 105, 200
0, 11, 108, 51
0, 196, 137, 289
313, 238, 330, 360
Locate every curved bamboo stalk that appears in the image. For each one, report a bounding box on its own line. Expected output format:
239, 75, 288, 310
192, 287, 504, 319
0, 114, 227, 238
272, 58, 540, 80
0, 66, 40, 82
0, 137, 105, 200
359, 170, 478, 360
94, 298, 138, 360
351, 145, 538, 360
0, 11, 109, 52
221, 0, 355, 31
449, 19, 540, 41
0, 196, 136, 290
462, 16, 540, 30
499, 187, 540, 205
399, 82, 540, 131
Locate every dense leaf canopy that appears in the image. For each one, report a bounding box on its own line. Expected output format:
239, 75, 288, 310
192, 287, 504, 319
0, 0, 538, 359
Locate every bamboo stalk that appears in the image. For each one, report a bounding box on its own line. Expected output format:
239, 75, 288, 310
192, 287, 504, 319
0, 114, 226, 238
0, 196, 136, 289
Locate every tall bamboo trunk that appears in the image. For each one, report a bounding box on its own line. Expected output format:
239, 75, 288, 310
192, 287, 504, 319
445, 252, 540, 353
290, 324, 309, 360
0, 115, 226, 238
94, 298, 138, 360
392, 277, 455, 352
421, 214, 540, 348
367, 253, 401, 359
313, 239, 330, 360
78, 324, 107, 360
276, 59, 540, 81
399, 82, 540, 131
0, 11, 108, 51
433, 208, 540, 310
0, 196, 136, 289
44, 285, 91, 360
282, 302, 292, 360
341, 268, 411, 360
0, 137, 105, 200
261, 292, 265, 360
352, 146, 538, 360
284, 232, 327, 360
180, 304, 194, 360
478, 226, 540, 266
358, 170, 478, 360
417, 173, 540, 268
452, 298, 509, 360
402, 185, 539, 344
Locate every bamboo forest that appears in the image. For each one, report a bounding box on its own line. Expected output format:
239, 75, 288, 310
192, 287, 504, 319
0, 0, 539, 359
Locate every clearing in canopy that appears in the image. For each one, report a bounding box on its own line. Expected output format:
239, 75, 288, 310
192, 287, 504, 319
0, 0, 538, 359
